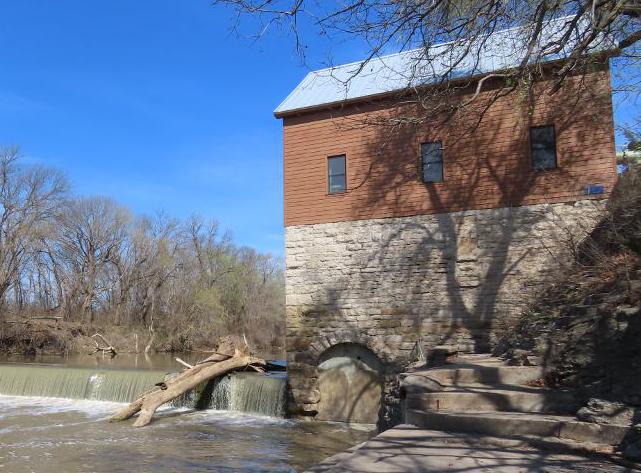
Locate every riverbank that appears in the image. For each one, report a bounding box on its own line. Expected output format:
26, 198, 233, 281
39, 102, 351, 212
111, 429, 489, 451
0, 317, 284, 358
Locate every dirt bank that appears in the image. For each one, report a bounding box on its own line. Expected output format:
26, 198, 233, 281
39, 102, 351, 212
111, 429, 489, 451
496, 166, 641, 407
0, 318, 284, 357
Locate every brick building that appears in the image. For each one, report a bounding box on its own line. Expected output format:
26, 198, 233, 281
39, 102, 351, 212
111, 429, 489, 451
274, 21, 617, 426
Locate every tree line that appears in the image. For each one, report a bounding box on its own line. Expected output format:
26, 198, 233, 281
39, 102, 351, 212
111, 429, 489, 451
0, 147, 284, 350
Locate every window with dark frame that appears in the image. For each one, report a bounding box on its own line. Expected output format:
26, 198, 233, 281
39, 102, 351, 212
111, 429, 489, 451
421, 141, 444, 183
530, 125, 557, 170
328, 155, 346, 194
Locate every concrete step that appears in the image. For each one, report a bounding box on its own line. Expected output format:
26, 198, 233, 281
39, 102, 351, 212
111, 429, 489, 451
406, 387, 579, 414
448, 354, 506, 365
406, 409, 630, 446
403, 379, 555, 394
402, 365, 545, 392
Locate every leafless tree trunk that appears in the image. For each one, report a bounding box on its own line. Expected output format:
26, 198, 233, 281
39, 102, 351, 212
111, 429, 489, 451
0, 148, 285, 351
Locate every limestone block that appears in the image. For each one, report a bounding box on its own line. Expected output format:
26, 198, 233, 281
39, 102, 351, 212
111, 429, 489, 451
291, 388, 321, 404
288, 377, 319, 390
284, 198, 607, 404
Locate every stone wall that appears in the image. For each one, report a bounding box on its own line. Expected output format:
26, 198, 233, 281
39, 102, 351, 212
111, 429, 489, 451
285, 199, 606, 425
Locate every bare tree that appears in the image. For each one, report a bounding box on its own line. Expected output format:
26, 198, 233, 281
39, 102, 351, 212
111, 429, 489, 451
0, 151, 285, 351
0, 147, 67, 315
186, 216, 235, 289
55, 197, 130, 323
214, 0, 640, 123
127, 214, 181, 327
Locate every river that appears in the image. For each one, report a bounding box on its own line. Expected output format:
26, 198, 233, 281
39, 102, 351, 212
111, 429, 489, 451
0, 355, 374, 472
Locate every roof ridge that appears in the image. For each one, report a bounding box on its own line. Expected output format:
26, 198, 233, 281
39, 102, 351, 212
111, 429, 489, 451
274, 15, 610, 117
298, 15, 577, 77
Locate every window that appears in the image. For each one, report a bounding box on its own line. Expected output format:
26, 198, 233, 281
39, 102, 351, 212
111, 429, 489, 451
421, 142, 443, 183
530, 125, 557, 170
328, 155, 346, 194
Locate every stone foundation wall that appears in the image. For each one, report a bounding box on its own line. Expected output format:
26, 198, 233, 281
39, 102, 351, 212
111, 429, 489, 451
285, 199, 606, 424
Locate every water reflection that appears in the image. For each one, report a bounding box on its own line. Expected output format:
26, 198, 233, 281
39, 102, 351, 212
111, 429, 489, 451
0, 352, 285, 371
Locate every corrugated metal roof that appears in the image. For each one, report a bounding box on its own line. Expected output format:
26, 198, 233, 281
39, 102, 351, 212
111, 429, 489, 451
274, 16, 614, 117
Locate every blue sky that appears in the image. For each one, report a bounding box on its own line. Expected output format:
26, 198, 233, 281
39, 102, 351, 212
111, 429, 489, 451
0, 2, 637, 257
0, 0, 343, 257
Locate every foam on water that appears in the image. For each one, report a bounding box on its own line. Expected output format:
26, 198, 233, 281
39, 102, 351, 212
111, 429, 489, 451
0, 391, 375, 473
0, 395, 126, 418
0, 394, 290, 433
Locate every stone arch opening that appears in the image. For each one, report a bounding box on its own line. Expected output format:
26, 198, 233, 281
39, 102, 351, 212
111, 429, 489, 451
315, 343, 383, 424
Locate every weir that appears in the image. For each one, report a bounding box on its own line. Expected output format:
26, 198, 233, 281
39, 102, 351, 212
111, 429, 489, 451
0, 364, 286, 417
208, 372, 287, 417
0, 364, 165, 403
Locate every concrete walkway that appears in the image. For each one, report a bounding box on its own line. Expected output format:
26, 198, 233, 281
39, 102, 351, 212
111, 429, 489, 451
306, 425, 639, 473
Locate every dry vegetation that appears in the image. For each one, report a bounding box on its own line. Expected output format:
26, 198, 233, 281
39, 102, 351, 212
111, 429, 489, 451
496, 155, 641, 405
0, 147, 284, 355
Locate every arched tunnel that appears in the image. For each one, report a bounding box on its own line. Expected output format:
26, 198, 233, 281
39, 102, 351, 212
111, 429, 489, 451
315, 343, 384, 424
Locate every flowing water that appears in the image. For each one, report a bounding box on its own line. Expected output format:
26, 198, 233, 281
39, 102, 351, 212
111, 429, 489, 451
0, 359, 374, 472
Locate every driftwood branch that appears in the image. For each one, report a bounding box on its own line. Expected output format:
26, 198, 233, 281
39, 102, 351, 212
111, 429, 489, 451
144, 321, 155, 355
175, 357, 194, 369
197, 352, 234, 364
90, 333, 117, 356
111, 349, 265, 427
29, 316, 62, 322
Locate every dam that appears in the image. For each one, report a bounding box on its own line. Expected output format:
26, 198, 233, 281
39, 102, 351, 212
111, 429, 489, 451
0, 360, 373, 472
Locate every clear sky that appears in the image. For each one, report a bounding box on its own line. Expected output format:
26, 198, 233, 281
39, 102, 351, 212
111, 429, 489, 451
0, 2, 636, 257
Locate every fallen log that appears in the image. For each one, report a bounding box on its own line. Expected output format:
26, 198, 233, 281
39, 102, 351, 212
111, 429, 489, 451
111, 351, 265, 427
90, 333, 117, 357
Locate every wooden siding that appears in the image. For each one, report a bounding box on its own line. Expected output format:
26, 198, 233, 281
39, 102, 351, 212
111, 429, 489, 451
282, 66, 617, 227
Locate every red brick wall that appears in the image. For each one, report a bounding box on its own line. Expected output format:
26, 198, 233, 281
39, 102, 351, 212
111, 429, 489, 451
282, 65, 617, 227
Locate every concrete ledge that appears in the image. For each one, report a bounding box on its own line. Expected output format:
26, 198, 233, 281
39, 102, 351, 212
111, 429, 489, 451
402, 365, 545, 387
406, 410, 630, 445
305, 425, 635, 473
406, 388, 579, 414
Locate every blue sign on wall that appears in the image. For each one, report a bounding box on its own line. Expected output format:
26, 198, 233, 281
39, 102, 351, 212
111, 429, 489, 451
585, 184, 605, 195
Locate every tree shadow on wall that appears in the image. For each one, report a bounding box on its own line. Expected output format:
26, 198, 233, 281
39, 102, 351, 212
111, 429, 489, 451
329, 71, 611, 355
287, 66, 614, 430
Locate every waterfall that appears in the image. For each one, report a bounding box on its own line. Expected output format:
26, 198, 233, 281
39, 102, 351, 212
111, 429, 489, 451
0, 364, 287, 417
208, 372, 286, 417
0, 364, 166, 403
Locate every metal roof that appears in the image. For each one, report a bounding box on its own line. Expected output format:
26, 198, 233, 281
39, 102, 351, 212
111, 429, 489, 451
274, 16, 614, 117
